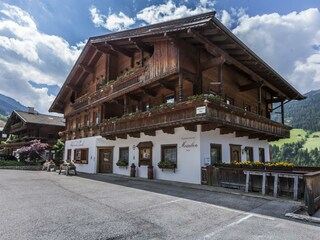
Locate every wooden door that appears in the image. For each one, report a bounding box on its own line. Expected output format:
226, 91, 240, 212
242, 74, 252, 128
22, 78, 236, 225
230, 144, 241, 163
99, 148, 113, 173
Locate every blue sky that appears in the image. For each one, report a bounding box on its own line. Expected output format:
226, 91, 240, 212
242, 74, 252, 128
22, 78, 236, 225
0, 0, 319, 113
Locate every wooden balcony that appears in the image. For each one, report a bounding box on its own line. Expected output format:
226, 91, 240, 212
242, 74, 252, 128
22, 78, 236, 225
71, 67, 179, 113
97, 99, 290, 141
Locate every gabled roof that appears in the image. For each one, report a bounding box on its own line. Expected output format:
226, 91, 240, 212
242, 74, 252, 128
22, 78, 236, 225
50, 11, 304, 113
3, 110, 65, 132
14, 111, 65, 126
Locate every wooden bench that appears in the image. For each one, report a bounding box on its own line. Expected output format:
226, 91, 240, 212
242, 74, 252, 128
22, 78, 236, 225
59, 164, 77, 176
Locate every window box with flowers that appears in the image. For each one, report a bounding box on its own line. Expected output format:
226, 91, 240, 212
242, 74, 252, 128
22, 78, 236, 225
116, 159, 129, 168
265, 162, 294, 171
157, 160, 177, 172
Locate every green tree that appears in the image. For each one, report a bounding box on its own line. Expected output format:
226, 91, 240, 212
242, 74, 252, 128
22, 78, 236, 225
52, 139, 64, 166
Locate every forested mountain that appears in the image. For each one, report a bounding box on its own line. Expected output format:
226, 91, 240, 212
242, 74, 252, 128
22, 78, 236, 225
277, 89, 320, 131
0, 94, 27, 117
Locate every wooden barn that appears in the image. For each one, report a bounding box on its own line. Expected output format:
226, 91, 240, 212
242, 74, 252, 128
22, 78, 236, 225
49, 12, 304, 184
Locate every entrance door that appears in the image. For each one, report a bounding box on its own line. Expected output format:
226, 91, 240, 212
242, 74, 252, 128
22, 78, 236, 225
99, 148, 113, 173
230, 144, 241, 163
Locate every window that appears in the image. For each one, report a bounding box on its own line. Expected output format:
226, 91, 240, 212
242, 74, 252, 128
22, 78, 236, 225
210, 144, 222, 165
259, 148, 265, 163
85, 113, 90, 127
161, 145, 177, 165
95, 112, 100, 125
67, 149, 71, 160
76, 115, 81, 129
142, 102, 149, 112
245, 147, 253, 162
230, 144, 241, 163
244, 104, 251, 112
225, 96, 234, 105
73, 148, 88, 164
165, 95, 175, 104
119, 147, 129, 162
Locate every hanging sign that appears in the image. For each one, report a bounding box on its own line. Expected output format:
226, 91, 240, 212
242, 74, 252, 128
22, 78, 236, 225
196, 106, 206, 114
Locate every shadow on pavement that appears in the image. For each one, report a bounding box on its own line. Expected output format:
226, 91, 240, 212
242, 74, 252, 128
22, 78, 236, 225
75, 173, 314, 225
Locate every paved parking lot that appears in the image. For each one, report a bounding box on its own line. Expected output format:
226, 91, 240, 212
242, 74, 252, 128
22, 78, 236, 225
0, 170, 319, 240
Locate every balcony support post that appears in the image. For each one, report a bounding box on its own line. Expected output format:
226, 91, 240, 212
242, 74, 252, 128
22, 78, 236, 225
178, 72, 184, 102
218, 63, 223, 96
281, 101, 284, 124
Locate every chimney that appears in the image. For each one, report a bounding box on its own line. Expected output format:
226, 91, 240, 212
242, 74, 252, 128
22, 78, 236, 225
28, 107, 35, 114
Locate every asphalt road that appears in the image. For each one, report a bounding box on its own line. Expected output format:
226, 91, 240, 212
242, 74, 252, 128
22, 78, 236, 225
0, 170, 319, 240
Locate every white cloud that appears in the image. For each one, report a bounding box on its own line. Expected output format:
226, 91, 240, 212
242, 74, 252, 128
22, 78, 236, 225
136, 0, 215, 24
0, 3, 83, 114
89, 6, 135, 31
232, 8, 320, 94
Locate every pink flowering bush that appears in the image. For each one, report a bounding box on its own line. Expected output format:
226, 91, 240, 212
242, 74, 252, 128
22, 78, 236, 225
16, 140, 49, 163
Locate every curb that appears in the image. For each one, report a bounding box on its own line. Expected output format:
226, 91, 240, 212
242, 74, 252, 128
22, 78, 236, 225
87, 173, 301, 204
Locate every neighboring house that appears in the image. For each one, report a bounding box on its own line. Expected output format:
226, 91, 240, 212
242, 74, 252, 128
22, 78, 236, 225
49, 12, 304, 184
0, 120, 6, 142
0, 107, 65, 158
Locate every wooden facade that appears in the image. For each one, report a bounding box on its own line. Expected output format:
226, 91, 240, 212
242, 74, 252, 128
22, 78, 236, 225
0, 109, 65, 155
50, 12, 304, 143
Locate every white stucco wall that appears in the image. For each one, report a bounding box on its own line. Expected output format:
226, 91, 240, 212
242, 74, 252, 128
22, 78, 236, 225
64, 136, 100, 174
96, 127, 201, 184
64, 126, 270, 184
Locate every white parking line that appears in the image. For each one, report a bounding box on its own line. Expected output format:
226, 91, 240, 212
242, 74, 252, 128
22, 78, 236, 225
201, 214, 253, 239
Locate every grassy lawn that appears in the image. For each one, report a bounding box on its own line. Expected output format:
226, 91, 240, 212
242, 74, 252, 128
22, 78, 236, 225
270, 129, 307, 147
304, 131, 320, 150
270, 129, 320, 150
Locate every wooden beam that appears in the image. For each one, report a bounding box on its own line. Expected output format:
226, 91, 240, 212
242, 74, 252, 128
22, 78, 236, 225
116, 133, 127, 139
78, 64, 94, 74
105, 135, 116, 140
265, 97, 286, 104
181, 68, 196, 84
140, 87, 157, 97
144, 130, 156, 136
201, 56, 225, 71
220, 127, 234, 135
239, 82, 262, 92
235, 131, 248, 138
160, 81, 176, 91
210, 35, 228, 42
94, 46, 116, 55
162, 127, 175, 134
183, 124, 197, 132
128, 132, 140, 138
248, 133, 261, 139
105, 42, 134, 58
219, 44, 237, 50
129, 38, 153, 54
202, 28, 220, 36
201, 123, 217, 132
127, 94, 141, 102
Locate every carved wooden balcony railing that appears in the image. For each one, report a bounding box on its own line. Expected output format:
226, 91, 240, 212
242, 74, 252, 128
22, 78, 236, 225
97, 99, 290, 141
71, 67, 179, 112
